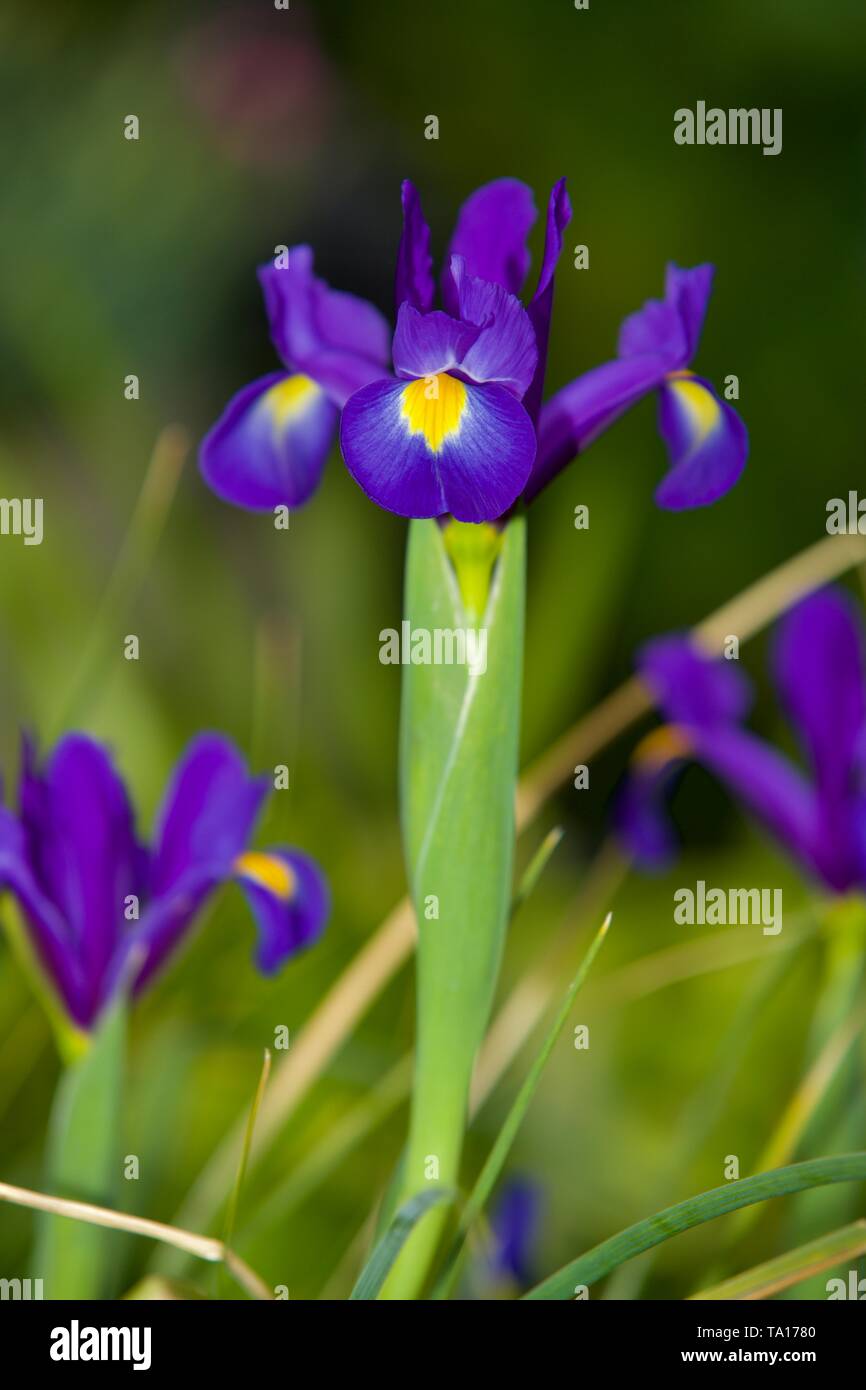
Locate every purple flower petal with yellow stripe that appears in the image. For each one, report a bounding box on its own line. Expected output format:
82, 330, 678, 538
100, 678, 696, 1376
530, 260, 747, 509
340, 371, 536, 522
200, 245, 389, 513
235, 847, 329, 973
200, 371, 339, 510
654, 371, 748, 509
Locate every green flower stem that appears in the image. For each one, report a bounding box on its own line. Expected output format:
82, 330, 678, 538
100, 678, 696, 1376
381, 515, 525, 1299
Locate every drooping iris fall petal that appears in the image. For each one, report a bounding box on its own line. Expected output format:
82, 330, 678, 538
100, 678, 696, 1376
200, 245, 389, 512
200, 371, 339, 509
340, 372, 536, 522
654, 371, 748, 509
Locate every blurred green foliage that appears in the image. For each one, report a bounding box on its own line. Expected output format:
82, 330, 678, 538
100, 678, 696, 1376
0, 0, 864, 1298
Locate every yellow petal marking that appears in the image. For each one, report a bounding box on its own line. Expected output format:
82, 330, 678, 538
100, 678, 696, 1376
666, 370, 720, 447
400, 372, 467, 453
264, 374, 320, 432
234, 851, 296, 900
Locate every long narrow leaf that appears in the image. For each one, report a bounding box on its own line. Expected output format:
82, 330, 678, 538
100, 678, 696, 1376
34, 997, 126, 1298
349, 1189, 454, 1301
434, 913, 611, 1298
523, 1153, 866, 1300
690, 1220, 866, 1300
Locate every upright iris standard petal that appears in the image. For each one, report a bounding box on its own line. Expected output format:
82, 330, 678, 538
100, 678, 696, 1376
0, 805, 89, 1025
340, 372, 536, 523
618, 262, 714, 366
395, 179, 435, 313
442, 178, 537, 313
449, 258, 538, 397
200, 370, 339, 510
234, 847, 330, 972
258, 247, 391, 407
638, 634, 751, 727
131, 734, 269, 991
773, 590, 866, 807
19, 736, 145, 1020
524, 178, 572, 424
654, 371, 748, 510
391, 303, 485, 381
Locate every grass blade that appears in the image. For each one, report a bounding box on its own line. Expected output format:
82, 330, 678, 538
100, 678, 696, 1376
433, 912, 611, 1299
349, 1189, 454, 1301
522, 1153, 866, 1299
690, 1220, 866, 1300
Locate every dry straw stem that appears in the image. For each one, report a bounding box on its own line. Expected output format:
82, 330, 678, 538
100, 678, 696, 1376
0, 1180, 271, 1301
173, 532, 866, 1236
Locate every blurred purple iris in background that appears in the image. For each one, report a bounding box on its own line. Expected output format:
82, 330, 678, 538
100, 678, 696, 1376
201, 177, 747, 522
617, 588, 866, 893
0, 732, 329, 1030
487, 1177, 541, 1287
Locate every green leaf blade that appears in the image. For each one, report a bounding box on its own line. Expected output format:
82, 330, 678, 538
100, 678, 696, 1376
523, 1153, 866, 1300
350, 1189, 454, 1301
35, 998, 126, 1299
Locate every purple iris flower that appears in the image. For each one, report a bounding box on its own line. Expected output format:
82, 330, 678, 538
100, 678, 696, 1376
488, 1177, 541, 1286
617, 589, 866, 894
0, 732, 329, 1030
529, 260, 748, 509
200, 245, 391, 509
339, 178, 747, 523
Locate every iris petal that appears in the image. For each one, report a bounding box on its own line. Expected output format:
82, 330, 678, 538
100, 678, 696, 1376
450, 258, 537, 397
258, 246, 391, 406
200, 371, 338, 510
340, 373, 536, 522
638, 634, 752, 727
19, 735, 144, 1019
0, 804, 90, 1025
618, 263, 714, 366
654, 371, 748, 509
392, 303, 484, 380
235, 848, 329, 973
442, 178, 537, 313
527, 354, 669, 501
395, 179, 435, 313
773, 589, 866, 807
524, 177, 572, 423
